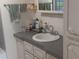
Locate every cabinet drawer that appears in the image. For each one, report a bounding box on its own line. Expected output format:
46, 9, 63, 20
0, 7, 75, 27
24, 51, 33, 59
24, 41, 33, 54
34, 46, 46, 59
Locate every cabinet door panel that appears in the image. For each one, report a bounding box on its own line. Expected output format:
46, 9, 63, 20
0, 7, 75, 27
16, 39, 24, 59
34, 46, 46, 59
25, 51, 33, 59
24, 41, 33, 54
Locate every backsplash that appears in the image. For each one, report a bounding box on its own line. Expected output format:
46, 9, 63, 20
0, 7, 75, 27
34, 12, 64, 35
42, 17, 63, 35
20, 11, 64, 35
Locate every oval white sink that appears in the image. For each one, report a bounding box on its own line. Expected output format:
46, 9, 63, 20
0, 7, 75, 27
32, 33, 60, 42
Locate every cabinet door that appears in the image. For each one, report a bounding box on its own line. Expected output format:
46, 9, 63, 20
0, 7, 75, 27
34, 46, 46, 59
47, 53, 56, 59
16, 38, 24, 59
24, 51, 33, 59
24, 41, 33, 54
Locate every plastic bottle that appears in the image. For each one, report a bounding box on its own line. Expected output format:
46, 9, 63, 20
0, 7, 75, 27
35, 18, 40, 29
32, 19, 36, 29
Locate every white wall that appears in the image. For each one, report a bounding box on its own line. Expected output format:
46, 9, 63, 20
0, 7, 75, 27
20, 12, 35, 26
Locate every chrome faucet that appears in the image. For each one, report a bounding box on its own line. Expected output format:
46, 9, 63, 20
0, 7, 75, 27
49, 25, 59, 35
42, 25, 54, 33
49, 25, 54, 33
40, 22, 59, 35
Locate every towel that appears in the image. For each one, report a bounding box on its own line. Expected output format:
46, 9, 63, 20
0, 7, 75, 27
9, 4, 20, 22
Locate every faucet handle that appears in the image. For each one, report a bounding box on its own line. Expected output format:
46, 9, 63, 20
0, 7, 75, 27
53, 30, 59, 35
49, 25, 54, 33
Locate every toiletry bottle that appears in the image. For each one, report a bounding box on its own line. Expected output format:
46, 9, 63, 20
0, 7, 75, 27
29, 24, 32, 31
32, 19, 36, 29
35, 18, 40, 29
39, 20, 43, 32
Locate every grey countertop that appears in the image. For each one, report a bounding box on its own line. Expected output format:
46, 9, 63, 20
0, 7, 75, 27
14, 31, 63, 59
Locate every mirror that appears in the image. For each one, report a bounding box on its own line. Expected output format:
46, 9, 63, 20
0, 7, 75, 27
38, 0, 64, 13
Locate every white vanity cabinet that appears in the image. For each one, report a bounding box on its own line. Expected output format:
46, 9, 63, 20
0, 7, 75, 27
24, 41, 33, 54
23, 41, 46, 59
16, 38, 24, 59
24, 51, 33, 59
24, 41, 44, 59
16, 38, 57, 59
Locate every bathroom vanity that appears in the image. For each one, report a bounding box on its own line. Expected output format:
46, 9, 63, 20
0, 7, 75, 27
14, 31, 63, 59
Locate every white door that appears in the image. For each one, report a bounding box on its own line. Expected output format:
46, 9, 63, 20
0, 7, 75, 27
64, 0, 79, 59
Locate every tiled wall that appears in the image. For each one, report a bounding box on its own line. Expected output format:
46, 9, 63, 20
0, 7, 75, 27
20, 12, 35, 27
21, 12, 64, 35
35, 12, 64, 35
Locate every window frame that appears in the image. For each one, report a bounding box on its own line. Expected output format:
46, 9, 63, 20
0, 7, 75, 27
37, 0, 64, 14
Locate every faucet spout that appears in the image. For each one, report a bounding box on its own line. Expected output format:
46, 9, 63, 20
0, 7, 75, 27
49, 25, 54, 33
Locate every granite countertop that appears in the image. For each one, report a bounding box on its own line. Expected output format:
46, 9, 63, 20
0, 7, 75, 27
14, 31, 63, 59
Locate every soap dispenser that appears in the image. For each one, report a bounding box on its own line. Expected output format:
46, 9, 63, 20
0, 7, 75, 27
35, 18, 40, 29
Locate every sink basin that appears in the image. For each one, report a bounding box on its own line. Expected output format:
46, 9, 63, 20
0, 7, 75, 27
32, 33, 60, 42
